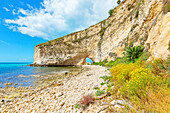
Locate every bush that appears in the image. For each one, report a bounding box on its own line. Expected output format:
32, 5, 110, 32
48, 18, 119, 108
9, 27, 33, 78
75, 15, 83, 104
106, 57, 128, 67
117, 0, 121, 4
92, 60, 108, 66
163, 0, 170, 14
138, 51, 150, 61
79, 95, 94, 108
124, 46, 144, 63
119, 66, 170, 112
109, 9, 113, 16
95, 90, 105, 96
120, 68, 152, 97
110, 62, 145, 86
135, 9, 139, 18
109, 57, 170, 112
149, 58, 169, 78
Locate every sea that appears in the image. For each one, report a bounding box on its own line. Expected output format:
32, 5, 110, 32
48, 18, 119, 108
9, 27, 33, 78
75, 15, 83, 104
0, 62, 79, 88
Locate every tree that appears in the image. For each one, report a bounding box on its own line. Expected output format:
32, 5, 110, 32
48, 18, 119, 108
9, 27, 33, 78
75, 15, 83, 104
109, 9, 113, 16
117, 0, 121, 4
124, 46, 144, 63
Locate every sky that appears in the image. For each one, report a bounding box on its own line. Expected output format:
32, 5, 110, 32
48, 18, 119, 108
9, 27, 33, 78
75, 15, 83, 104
0, 0, 117, 62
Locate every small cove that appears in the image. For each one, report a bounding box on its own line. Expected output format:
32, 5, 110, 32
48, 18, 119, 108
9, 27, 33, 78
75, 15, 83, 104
0, 62, 80, 88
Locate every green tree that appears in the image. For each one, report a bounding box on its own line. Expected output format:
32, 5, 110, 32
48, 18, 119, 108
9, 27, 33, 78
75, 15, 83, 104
109, 9, 113, 16
124, 46, 144, 63
117, 0, 121, 4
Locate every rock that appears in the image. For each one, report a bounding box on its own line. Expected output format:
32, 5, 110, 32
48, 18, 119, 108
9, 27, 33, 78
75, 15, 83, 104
32, 0, 169, 67
110, 100, 126, 105
114, 105, 121, 109
30, 75, 41, 78
116, 100, 126, 105
4, 83, 13, 86
59, 101, 65, 106
56, 92, 63, 97
22, 93, 29, 96
1, 99, 12, 103
110, 100, 116, 105
44, 77, 49, 79
18, 74, 29, 78
14, 83, 18, 86
87, 74, 92, 76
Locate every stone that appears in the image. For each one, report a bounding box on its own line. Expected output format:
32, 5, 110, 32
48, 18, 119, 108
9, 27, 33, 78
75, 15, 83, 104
4, 83, 13, 86
114, 105, 121, 109
30, 75, 41, 78
1, 99, 12, 103
18, 75, 29, 78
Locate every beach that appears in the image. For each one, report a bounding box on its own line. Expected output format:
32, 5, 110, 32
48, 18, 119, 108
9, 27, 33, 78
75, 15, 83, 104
0, 65, 111, 112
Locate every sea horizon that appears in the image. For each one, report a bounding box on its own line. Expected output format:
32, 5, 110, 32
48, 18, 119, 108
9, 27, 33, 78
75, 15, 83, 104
0, 62, 32, 64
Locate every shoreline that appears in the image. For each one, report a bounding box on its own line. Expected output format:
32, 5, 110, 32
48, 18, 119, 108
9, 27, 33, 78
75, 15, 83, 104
0, 65, 110, 112
0, 67, 82, 105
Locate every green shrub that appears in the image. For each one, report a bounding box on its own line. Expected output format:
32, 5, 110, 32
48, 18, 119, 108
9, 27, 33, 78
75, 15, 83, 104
106, 57, 128, 67
138, 2, 141, 7
109, 9, 113, 16
110, 62, 145, 86
135, 9, 139, 18
120, 68, 152, 97
95, 90, 105, 96
124, 46, 144, 63
165, 3, 170, 13
109, 58, 170, 112
138, 51, 150, 61
163, 1, 170, 14
75, 104, 81, 109
117, 0, 121, 4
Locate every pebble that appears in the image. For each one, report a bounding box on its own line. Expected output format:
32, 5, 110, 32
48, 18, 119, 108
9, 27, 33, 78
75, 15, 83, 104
4, 83, 13, 86
0, 65, 115, 112
18, 74, 29, 78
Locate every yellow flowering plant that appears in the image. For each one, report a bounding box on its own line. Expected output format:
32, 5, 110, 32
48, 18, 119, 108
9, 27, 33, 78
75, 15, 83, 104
121, 68, 152, 97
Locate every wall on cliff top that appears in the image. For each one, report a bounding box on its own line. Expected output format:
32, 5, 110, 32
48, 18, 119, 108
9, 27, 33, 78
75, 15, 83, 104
34, 0, 170, 66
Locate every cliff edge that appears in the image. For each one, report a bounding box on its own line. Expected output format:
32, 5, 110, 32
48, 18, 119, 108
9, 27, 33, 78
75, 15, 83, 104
33, 0, 170, 66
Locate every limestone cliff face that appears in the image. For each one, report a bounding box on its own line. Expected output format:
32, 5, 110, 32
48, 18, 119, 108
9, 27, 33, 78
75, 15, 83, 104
34, 0, 170, 66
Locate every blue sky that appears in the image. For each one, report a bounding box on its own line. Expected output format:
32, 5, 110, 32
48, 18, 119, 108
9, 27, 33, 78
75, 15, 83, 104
0, 0, 117, 62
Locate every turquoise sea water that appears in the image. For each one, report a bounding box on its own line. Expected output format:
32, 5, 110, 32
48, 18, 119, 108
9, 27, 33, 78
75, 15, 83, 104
0, 62, 78, 88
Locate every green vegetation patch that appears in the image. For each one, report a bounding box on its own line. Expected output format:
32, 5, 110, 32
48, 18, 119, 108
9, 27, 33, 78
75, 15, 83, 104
163, 0, 170, 14
72, 36, 90, 43
109, 9, 114, 16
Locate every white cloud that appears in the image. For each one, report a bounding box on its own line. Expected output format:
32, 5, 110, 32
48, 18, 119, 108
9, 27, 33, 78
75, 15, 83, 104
12, 9, 17, 14
5, 0, 117, 40
27, 4, 33, 9
9, 5, 13, 7
3, 7, 10, 12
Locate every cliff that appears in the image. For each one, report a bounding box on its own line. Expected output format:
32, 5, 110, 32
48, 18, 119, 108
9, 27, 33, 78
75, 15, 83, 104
33, 0, 170, 66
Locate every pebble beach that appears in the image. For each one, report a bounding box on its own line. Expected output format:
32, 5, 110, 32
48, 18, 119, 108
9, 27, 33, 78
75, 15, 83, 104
0, 65, 111, 113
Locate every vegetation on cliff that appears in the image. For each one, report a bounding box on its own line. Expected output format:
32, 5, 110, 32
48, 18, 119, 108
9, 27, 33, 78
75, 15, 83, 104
90, 46, 170, 112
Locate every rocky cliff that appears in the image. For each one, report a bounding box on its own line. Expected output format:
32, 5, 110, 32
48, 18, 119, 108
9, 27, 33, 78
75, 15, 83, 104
33, 0, 170, 66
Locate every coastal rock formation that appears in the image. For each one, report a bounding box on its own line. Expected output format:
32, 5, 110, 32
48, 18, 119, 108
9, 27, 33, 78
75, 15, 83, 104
33, 0, 170, 66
